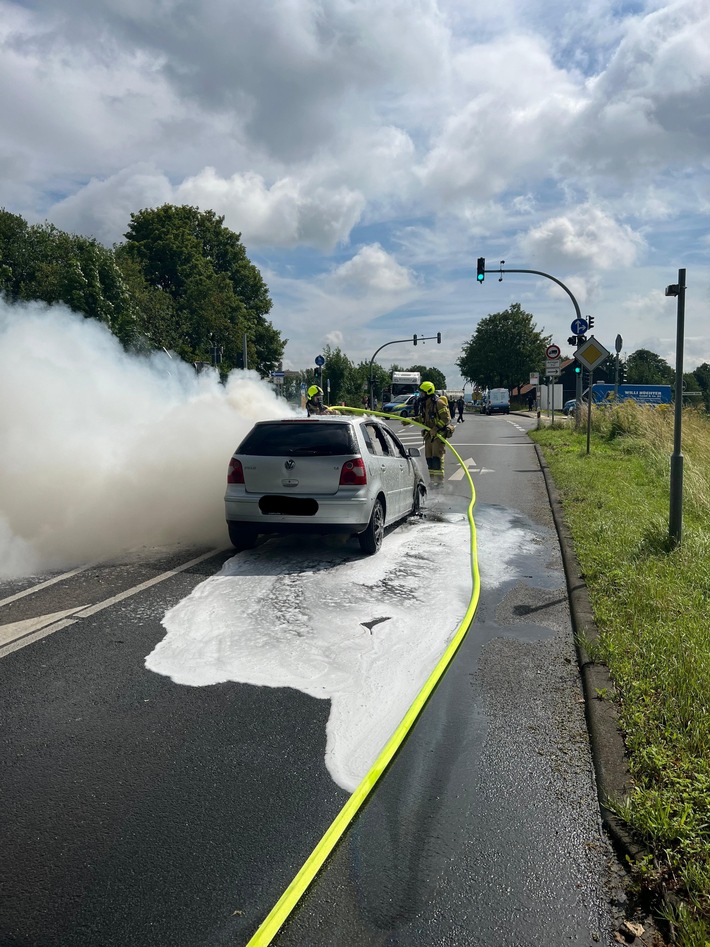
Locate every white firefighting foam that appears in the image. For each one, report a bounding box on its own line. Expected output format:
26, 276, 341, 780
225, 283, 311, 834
146, 505, 534, 792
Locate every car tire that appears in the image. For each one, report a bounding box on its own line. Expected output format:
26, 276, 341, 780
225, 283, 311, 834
358, 498, 385, 555
227, 522, 258, 551
412, 482, 426, 516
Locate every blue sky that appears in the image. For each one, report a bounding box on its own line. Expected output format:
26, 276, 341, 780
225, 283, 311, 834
1, 0, 709, 388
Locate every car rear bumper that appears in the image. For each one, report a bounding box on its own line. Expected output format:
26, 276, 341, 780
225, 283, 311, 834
225, 493, 373, 534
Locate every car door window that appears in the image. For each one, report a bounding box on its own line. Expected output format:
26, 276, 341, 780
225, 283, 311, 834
365, 423, 389, 457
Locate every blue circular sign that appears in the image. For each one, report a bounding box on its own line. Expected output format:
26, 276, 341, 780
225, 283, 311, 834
315, 354, 325, 366
571, 318, 588, 335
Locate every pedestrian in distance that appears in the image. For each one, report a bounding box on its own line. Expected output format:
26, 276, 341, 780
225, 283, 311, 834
410, 381, 451, 487
527, 392, 535, 411
456, 396, 465, 423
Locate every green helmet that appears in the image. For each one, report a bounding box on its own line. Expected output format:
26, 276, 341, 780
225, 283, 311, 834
419, 380, 436, 395
307, 385, 323, 398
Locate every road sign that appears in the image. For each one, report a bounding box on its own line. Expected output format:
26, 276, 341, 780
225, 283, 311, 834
270, 371, 285, 377
575, 336, 610, 372
545, 344, 561, 359
529, 372, 540, 385
315, 354, 325, 366
615, 334, 623, 354
546, 359, 561, 376
571, 318, 588, 335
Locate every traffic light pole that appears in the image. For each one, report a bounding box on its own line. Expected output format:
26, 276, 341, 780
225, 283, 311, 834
481, 263, 585, 427
368, 334, 441, 411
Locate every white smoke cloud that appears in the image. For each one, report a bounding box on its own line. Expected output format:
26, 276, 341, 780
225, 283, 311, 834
0, 300, 292, 578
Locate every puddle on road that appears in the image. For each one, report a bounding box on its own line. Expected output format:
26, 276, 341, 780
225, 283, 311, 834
145, 500, 556, 791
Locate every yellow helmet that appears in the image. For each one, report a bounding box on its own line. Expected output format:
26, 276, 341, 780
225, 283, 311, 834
307, 385, 323, 398
419, 381, 436, 395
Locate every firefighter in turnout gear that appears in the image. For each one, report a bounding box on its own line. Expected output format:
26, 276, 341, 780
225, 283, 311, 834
306, 385, 331, 416
414, 381, 450, 485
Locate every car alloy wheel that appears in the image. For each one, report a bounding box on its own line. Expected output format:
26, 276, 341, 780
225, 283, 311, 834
359, 498, 385, 554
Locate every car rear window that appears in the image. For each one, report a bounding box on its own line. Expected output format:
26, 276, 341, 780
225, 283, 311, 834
237, 421, 359, 456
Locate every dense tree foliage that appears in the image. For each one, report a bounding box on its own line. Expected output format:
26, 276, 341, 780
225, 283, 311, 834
0, 209, 136, 345
0, 205, 285, 376
626, 348, 673, 385
408, 364, 447, 391
457, 303, 550, 390
692, 363, 710, 411
118, 205, 284, 375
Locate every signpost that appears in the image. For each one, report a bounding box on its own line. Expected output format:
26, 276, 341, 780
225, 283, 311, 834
574, 336, 611, 454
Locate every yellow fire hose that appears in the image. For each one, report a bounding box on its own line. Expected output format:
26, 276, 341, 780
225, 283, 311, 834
246, 407, 481, 946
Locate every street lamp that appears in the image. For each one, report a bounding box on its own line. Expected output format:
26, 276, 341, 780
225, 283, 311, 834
666, 269, 687, 547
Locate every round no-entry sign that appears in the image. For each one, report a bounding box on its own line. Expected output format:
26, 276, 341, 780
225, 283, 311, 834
546, 344, 561, 359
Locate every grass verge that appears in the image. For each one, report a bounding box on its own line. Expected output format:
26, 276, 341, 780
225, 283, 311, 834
530, 403, 710, 947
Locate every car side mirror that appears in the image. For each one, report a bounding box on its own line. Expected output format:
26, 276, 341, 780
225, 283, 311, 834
407, 447, 421, 457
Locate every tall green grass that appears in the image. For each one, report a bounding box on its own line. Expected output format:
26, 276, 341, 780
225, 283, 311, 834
531, 404, 710, 947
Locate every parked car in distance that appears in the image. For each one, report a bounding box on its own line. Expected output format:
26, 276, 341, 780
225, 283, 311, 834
225, 416, 426, 555
382, 393, 420, 417
563, 399, 578, 415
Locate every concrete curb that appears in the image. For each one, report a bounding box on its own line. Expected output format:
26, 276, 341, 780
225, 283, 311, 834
533, 443, 645, 862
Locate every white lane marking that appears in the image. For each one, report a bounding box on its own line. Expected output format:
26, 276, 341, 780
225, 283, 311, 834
448, 457, 477, 481
0, 564, 93, 608
0, 619, 77, 660
0, 548, 223, 660
0, 606, 89, 647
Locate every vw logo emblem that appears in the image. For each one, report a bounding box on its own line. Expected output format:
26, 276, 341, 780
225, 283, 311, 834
284, 459, 296, 470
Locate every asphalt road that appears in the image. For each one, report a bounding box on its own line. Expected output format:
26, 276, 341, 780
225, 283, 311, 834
0, 410, 619, 947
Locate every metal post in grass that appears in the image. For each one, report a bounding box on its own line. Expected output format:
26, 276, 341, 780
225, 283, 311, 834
666, 269, 687, 547
586, 369, 593, 455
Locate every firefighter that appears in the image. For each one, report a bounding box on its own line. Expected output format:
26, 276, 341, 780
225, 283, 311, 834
414, 381, 451, 485
305, 385, 330, 416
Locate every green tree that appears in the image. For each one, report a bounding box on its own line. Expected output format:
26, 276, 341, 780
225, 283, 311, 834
118, 204, 284, 376
692, 363, 710, 411
408, 364, 447, 391
626, 349, 673, 385
457, 302, 550, 390
0, 210, 136, 344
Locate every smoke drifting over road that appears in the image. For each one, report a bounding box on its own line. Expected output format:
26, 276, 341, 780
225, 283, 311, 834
0, 301, 291, 578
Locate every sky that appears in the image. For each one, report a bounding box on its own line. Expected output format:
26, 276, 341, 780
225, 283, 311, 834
1, 0, 709, 388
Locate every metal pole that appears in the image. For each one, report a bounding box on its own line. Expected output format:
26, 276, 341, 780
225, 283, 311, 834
669, 268, 686, 546
575, 365, 583, 429
586, 369, 593, 455
243, 332, 248, 371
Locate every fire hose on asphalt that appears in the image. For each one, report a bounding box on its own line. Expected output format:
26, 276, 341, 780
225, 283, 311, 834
246, 407, 482, 946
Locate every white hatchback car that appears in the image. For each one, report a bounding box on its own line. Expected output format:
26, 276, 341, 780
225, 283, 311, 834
225, 415, 425, 554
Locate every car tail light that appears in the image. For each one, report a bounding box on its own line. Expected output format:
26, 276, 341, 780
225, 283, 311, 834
227, 458, 245, 484
339, 457, 367, 486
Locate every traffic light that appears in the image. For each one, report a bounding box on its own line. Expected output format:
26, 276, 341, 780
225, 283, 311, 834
437, 332, 441, 344
476, 258, 485, 283
574, 365, 581, 374
413, 334, 418, 345
577, 335, 587, 345
619, 362, 627, 382
587, 315, 595, 331
568, 336, 577, 346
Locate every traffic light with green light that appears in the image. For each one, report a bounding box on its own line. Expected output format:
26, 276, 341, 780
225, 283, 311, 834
476, 258, 485, 283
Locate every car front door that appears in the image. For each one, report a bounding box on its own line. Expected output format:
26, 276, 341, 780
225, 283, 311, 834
363, 422, 402, 522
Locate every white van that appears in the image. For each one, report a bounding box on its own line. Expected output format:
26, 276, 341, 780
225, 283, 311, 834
484, 388, 510, 415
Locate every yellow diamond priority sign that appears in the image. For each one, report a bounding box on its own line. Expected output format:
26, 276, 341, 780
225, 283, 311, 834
575, 335, 610, 372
